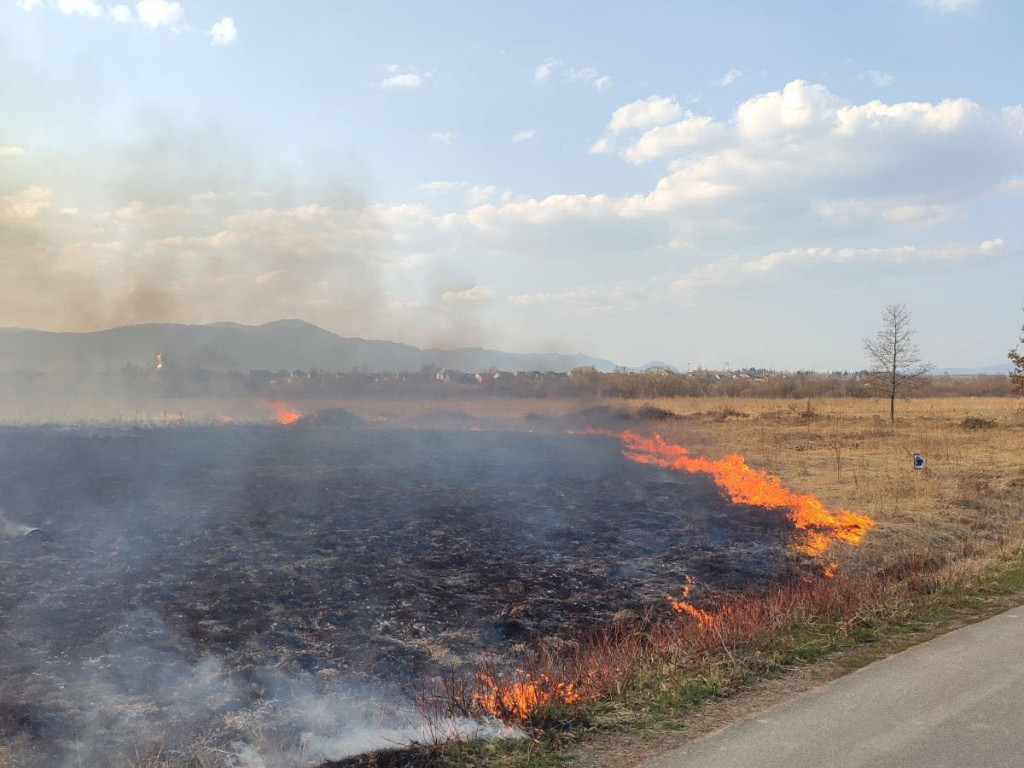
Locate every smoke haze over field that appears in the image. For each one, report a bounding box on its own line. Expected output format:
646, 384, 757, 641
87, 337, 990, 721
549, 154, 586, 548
1, 1, 1023, 369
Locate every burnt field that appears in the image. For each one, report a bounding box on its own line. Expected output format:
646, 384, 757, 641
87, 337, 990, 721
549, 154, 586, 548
0, 420, 808, 766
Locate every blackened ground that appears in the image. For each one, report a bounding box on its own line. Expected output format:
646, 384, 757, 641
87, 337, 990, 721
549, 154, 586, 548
0, 423, 801, 763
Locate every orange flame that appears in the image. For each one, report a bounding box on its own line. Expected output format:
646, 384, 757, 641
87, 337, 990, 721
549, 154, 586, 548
666, 576, 715, 627
269, 401, 301, 425
473, 672, 580, 722
596, 430, 874, 559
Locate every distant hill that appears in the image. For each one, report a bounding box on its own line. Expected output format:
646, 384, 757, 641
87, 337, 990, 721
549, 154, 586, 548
0, 320, 617, 375
636, 361, 680, 373
935, 363, 1013, 376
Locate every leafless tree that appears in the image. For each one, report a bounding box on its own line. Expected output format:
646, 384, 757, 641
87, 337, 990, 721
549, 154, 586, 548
1009, 308, 1024, 395
863, 303, 931, 423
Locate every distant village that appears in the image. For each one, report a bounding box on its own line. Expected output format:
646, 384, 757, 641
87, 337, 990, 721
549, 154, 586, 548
0, 353, 1007, 400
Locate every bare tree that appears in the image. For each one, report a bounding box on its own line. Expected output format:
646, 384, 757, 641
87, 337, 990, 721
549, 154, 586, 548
863, 303, 931, 423
1010, 308, 1024, 395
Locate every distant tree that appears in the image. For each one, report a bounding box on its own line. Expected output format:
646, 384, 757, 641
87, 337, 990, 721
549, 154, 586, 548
1009, 308, 1024, 395
863, 303, 931, 423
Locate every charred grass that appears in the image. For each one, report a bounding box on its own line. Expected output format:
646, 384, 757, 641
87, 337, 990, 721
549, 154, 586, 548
337, 396, 1024, 768
3, 396, 1023, 768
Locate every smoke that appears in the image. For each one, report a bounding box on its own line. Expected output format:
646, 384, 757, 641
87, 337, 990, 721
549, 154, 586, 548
0, 508, 37, 537
0, 46, 387, 337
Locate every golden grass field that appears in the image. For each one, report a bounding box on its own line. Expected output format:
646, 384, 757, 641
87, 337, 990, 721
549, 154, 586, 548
619, 396, 1024, 577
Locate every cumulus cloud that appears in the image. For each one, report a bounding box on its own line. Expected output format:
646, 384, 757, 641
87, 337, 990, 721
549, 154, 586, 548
438, 80, 1024, 258
0, 187, 52, 220
109, 3, 131, 22
430, 131, 454, 145
512, 129, 537, 142
208, 16, 236, 45
622, 113, 724, 164
608, 96, 683, 133
714, 69, 743, 86
589, 137, 614, 154
16, 0, 43, 9
57, 0, 102, 17
464, 185, 495, 205
135, 0, 183, 30
0, 146, 26, 157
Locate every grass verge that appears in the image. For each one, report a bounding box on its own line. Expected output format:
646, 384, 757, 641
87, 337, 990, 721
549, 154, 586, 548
343, 547, 1024, 768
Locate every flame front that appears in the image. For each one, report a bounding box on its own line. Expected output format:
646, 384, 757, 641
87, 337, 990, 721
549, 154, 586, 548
473, 673, 580, 722
269, 401, 301, 425
667, 575, 715, 627
598, 430, 874, 558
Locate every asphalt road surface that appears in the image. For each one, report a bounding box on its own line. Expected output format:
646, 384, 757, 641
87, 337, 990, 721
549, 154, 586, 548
644, 606, 1024, 768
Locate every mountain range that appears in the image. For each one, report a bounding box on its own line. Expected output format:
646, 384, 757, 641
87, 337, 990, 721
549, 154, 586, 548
0, 320, 618, 375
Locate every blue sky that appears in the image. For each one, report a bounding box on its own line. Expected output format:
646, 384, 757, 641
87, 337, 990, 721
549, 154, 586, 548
1, 0, 1022, 369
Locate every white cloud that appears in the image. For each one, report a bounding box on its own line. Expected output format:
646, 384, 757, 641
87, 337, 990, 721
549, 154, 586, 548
512, 129, 537, 142
415, 181, 465, 194
533, 58, 561, 84
208, 16, 236, 45
997, 177, 1024, 194
109, 3, 131, 22
0, 146, 26, 157
715, 69, 743, 86
507, 282, 650, 313
672, 239, 1007, 296
534, 59, 610, 90
589, 137, 614, 154
565, 66, 598, 84
622, 113, 725, 164
608, 96, 683, 133
0, 186, 52, 220
57, 0, 102, 17
465, 185, 496, 205
111, 199, 187, 226
190, 190, 218, 201
564, 65, 611, 90
865, 70, 896, 86
438, 80, 1023, 259
16, 0, 43, 10
58, 207, 79, 215
381, 73, 422, 89
135, 0, 183, 29
913, 0, 980, 11
441, 285, 494, 303
430, 131, 454, 145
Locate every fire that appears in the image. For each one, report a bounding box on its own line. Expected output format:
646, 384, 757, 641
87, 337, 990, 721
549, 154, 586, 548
473, 672, 580, 723
269, 401, 301, 425
666, 575, 715, 628
597, 430, 874, 559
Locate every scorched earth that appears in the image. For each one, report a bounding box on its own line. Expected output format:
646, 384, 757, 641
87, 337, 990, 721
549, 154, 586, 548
0, 417, 812, 765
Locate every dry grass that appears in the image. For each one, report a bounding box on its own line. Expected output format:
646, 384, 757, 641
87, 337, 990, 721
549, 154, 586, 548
618, 396, 1024, 576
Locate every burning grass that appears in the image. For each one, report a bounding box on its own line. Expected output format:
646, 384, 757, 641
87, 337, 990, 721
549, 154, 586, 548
1, 396, 1022, 768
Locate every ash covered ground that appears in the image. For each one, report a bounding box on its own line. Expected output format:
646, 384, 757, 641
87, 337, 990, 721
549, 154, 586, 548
0, 420, 803, 766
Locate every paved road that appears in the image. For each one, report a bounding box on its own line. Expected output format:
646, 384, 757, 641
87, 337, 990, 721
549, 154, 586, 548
644, 606, 1024, 768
